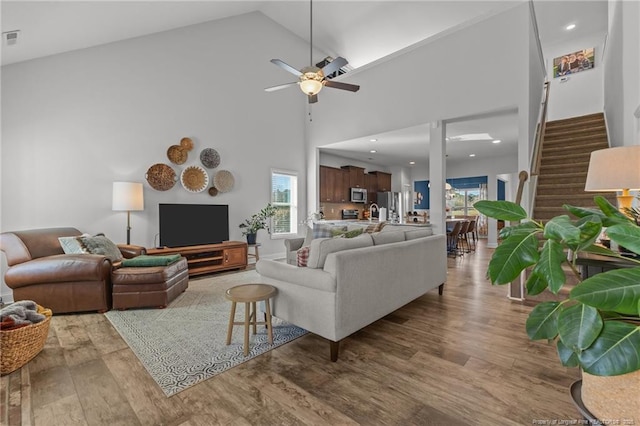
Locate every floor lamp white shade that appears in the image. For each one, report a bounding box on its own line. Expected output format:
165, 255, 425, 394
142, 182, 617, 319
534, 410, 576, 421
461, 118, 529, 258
112, 182, 144, 244
585, 145, 640, 209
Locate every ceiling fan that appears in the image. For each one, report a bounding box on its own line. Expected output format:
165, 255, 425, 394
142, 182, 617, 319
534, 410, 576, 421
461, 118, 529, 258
265, 0, 360, 104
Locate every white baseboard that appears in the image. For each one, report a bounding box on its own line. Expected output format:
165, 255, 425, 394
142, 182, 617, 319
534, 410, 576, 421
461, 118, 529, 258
486, 243, 498, 249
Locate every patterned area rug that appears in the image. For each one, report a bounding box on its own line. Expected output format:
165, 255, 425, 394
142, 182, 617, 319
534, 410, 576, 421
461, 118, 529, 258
104, 270, 307, 396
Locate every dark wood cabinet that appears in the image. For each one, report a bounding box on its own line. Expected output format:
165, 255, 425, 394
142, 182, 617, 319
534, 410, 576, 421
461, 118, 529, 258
364, 173, 377, 204
342, 166, 365, 188
370, 171, 392, 192
320, 166, 348, 202
147, 241, 247, 277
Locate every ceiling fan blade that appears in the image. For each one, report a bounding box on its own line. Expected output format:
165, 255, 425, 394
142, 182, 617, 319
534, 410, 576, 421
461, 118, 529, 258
308, 94, 318, 104
321, 56, 348, 77
264, 82, 299, 92
324, 80, 360, 92
270, 59, 302, 76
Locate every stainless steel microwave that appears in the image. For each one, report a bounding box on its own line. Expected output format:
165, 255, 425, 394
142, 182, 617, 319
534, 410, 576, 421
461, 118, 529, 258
350, 187, 367, 203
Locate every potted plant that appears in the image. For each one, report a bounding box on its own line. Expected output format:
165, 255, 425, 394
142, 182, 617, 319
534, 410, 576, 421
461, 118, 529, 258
239, 203, 277, 245
475, 196, 640, 422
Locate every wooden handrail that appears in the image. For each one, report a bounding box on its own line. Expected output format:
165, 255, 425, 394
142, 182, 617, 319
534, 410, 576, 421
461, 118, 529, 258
530, 81, 550, 176
515, 170, 529, 206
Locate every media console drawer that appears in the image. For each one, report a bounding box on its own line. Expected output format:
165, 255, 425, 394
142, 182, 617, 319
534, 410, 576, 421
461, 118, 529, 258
147, 241, 248, 277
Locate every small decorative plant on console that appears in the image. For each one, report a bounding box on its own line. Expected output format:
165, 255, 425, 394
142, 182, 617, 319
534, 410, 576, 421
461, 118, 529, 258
239, 203, 277, 244
475, 196, 640, 422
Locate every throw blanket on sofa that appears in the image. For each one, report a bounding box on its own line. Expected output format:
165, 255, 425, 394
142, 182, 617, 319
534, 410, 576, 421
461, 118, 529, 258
121, 254, 181, 267
0, 300, 46, 330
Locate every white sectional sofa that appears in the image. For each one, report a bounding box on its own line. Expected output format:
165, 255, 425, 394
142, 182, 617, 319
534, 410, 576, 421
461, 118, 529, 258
256, 228, 447, 361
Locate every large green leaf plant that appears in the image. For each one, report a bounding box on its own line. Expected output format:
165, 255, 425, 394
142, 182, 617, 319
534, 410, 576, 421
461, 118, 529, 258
475, 196, 640, 376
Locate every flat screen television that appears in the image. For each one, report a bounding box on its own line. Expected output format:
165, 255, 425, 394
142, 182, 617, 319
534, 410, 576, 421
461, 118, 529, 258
159, 204, 229, 247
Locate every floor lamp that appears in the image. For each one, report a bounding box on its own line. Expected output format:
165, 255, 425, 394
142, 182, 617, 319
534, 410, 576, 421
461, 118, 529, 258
112, 182, 144, 244
585, 145, 640, 210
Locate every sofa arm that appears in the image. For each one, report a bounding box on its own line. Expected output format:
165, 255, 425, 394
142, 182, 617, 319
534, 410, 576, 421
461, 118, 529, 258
256, 259, 336, 293
4, 254, 111, 289
118, 244, 147, 259
284, 237, 305, 252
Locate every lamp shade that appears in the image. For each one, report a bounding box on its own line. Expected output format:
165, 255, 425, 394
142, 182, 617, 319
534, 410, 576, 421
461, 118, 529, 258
112, 182, 144, 211
585, 146, 640, 192
300, 78, 323, 96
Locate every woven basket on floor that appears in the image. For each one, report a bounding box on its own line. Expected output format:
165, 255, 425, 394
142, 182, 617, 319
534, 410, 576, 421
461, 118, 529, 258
1, 305, 52, 375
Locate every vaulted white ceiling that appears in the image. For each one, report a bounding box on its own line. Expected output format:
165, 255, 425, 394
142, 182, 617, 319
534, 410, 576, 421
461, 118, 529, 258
1, 0, 608, 168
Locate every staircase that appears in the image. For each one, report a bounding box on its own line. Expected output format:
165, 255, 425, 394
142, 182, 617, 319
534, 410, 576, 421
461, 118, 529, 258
533, 113, 617, 222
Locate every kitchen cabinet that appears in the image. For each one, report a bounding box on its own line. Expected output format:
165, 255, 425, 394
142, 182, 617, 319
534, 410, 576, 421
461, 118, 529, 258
341, 166, 365, 188
320, 166, 348, 202
370, 171, 392, 192
364, 173, 377, 204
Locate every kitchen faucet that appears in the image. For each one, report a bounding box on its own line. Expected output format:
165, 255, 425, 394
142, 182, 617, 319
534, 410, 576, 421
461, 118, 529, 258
368, 203, 379, 223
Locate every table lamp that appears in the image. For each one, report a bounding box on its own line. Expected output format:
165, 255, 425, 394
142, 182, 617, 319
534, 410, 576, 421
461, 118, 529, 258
585, 145, 640, 210
112, 182, 144, 244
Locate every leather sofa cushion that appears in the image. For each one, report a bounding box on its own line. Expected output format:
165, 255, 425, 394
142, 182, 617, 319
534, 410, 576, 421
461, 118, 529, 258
112, 258, 188, 285
4, 254, 111, 287
1, 228, 81, 266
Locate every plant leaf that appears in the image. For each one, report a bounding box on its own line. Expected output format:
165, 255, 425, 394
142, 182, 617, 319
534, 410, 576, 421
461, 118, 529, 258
499, 221, 540, 239
488, 233, 540, 284
570, 267, 640, 315
606, 224, 640, 255
532, 240, 566, 294
564, 204, 605, 220
543, 215, 580, 246
594, 196, 632, 221
574, 215, 603, 251
526, 271, 548, 296
582, 244, 618, 257
558, 303, 603, 351
474, 200, 527, 221
557, 339, 580, 367
578, 321, 640, 376
526, 301, 561, 340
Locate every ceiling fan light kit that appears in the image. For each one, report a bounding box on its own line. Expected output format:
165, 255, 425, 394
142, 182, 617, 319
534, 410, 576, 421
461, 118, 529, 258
265, 0, 359, 104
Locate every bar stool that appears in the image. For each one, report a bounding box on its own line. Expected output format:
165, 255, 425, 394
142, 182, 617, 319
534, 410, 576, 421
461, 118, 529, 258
225, 283, 277, 356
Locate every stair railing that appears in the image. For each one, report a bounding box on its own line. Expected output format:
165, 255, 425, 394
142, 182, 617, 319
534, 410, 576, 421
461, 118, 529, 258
530, 81, 550, 177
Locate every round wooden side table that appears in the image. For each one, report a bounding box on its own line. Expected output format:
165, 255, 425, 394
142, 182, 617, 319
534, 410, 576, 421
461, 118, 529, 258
225, 283, 277, 356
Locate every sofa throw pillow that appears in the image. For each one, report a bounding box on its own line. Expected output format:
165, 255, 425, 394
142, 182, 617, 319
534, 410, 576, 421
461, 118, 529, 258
78, 235, 123, 262
331, 228, 364, 239
312, 223, 347, 239
296, 246, 310, 267
58, 234, 90, 254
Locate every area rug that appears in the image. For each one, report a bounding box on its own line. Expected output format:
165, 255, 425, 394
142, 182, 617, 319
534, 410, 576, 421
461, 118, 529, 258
104, 270, 307, 396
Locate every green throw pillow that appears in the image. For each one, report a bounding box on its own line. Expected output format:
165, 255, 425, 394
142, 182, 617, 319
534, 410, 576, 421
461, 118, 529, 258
331, 228, 364, 239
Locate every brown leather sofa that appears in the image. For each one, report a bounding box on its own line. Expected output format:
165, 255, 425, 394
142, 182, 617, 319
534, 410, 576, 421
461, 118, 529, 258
0, 228, 188, 314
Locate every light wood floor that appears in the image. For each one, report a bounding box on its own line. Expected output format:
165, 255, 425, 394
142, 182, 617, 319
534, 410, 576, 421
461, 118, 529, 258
1, 241, 581, 425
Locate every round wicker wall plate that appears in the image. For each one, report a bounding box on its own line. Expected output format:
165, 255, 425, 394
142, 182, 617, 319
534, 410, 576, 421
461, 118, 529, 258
167, 145, 187, 165
146, 163, 177, 191
180, 137, 194, 151
181, 165, 209, 193
200, 148, 221, 169
213, 170, 234, 193
208, 187, 218, 197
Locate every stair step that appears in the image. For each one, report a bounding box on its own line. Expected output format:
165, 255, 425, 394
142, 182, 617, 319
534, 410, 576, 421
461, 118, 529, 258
544, 123, 606, 137
545, 113, 604, 128
542, 141, 607, 155
539, 161, 590, 171
543, 134, 609, 148
540, 152, 591, 166
537, 172, 587, 184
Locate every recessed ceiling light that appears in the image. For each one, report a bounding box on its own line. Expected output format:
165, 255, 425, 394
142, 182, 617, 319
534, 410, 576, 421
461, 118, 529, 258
370, 150, 377, 153
369, 138, 377, 142
492, 139, 501, 144
469, 154, 476, 157
409, 161, 416, 165
566, 24, 576, 31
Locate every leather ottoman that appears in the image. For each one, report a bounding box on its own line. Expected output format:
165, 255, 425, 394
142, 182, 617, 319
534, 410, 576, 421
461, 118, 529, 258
111, 257, 189, 310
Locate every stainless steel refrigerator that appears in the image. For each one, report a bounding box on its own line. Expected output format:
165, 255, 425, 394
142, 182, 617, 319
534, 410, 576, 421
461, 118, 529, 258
377, 192, 403, 223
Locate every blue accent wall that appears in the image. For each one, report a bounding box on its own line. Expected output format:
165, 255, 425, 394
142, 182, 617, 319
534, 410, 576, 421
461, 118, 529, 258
497, 179, 506, 201
414, 180, 429, 209
446, 176, 488, 189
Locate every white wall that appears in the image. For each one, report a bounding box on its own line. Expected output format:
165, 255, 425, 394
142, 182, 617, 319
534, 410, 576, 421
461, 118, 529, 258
305, 4, 533, 218
1, 12, 311, 301
544, 32, 607, 121
604, 0, 640, 147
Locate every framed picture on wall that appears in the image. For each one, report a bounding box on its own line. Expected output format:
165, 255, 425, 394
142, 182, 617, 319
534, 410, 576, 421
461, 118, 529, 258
553, 47, 595, 78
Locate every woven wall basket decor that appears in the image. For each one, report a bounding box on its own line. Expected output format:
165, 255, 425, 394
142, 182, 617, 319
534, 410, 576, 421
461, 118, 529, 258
167, 145, 188, 165
181, 165, 209, 193
200, 148, 221, 169
180, 137, 194, 151
146, 164, 177, 191
213, 170, 234, 193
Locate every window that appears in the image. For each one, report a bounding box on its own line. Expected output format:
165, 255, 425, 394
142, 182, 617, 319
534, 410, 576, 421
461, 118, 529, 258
271, 170, 298, 236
